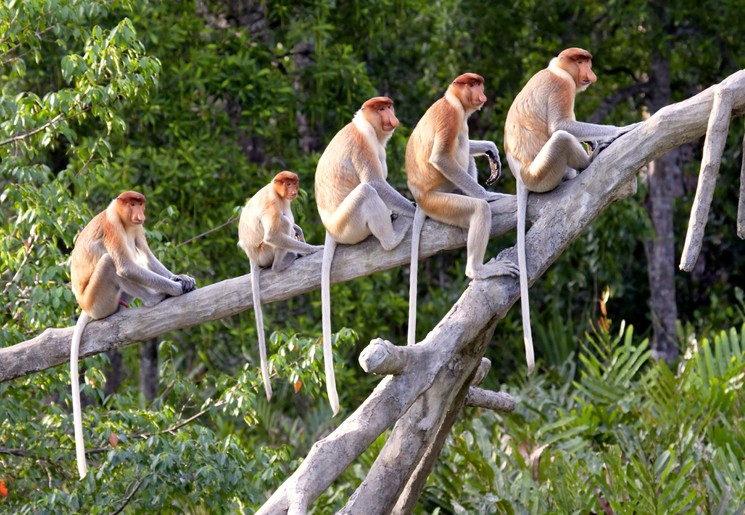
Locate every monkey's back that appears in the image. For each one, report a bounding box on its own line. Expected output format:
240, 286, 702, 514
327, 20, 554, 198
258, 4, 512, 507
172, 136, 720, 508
238, 183, 283, 267
504, 68, 557, 169
406, 97, 461, 199
315, 122, 368, 222
70, 211, 108, 303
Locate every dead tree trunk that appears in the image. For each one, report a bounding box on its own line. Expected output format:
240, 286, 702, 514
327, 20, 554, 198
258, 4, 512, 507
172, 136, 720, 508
140, 338, 158, 401
644, 52, 682, 362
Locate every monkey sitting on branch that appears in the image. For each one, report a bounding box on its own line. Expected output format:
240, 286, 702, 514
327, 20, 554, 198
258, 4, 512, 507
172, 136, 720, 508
315, 96, 416, 415
69, 191, 197, 479
238, 171, 323, 402
406, 72, 518, 346
503, 47, 641, 373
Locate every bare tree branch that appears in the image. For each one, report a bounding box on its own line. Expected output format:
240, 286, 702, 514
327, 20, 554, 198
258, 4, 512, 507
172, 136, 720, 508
681, 73, 742, 270
0, 113, 65, 147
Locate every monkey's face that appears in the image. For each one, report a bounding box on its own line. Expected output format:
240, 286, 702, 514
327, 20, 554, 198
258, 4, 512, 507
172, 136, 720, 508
454, 80, 487, 111
468, 82, 487, 110
377, 105, 399, 133
575, 59, 597, 92
115, 192, 147, 225
282, 181, 299, 200
273, 172, 300, 200
127, 202, 146, 225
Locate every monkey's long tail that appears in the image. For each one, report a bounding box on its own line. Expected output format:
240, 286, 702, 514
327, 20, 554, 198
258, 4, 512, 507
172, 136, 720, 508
250, 258, 272, 401
407, 207, 427, 346
321, 233, 340, 416
71, 311, 91, 479
517, 181, 536, 374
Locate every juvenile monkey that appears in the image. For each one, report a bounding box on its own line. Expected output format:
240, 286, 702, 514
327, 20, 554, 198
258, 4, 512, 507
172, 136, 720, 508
315, 96, 415, 414
238, 171, 322, 401
70, 191, 196, 479
406, 73, 518, 345
504, 47, 641, 372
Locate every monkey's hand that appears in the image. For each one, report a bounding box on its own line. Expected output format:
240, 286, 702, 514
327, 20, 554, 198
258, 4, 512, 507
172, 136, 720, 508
485, 149, 502, 186
590, 140, 613, 162
619, 121, 643, 135
293, 225, 306, 242
173, 274, 197, 294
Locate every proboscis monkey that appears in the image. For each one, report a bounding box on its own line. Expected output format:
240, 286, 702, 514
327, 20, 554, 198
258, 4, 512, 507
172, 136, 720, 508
406, 73, 518, 346
504, 47, 641, 373
238, 171, 323, 401
315, 96, 415, 415
70, 191, 196, 479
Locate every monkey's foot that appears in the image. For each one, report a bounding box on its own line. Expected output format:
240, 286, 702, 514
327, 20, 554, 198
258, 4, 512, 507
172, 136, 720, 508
467, 259, 520, 280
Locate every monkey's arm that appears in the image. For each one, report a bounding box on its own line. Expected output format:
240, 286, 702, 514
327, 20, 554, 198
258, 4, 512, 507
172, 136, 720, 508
110, 246, 183, 297
547, 91, 643, 143
468, 140, 499, 157
469, 140, 502, 184
551, 119, 626, 141
134, 236, 195, 293
139, 238, 174, 278
368, 178, 416, 215
357, 162, 415, 215
430, 135, 499, 200
262, 216, 323, 255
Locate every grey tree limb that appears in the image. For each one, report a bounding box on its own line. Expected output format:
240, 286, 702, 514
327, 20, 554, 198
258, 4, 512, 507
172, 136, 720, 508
680, 72, 741, 271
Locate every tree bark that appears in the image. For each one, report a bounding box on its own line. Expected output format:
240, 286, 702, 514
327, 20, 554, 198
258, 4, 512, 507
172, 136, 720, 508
103, 350, 123, 397
644, 53, 681, 361
140, 339, 158, 401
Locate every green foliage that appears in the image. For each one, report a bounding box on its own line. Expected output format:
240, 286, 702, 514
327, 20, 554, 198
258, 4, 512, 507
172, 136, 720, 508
0, 326, 360, 512
425, 314, 745, 514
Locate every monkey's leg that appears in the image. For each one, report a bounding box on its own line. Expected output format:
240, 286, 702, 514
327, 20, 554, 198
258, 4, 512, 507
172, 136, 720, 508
523, 130, 590, 193
78, 254, 125, 319
117, 276, 169, 307
419, 192, 506, 280
326, 183, 406, 250
272, 250, 298, 272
